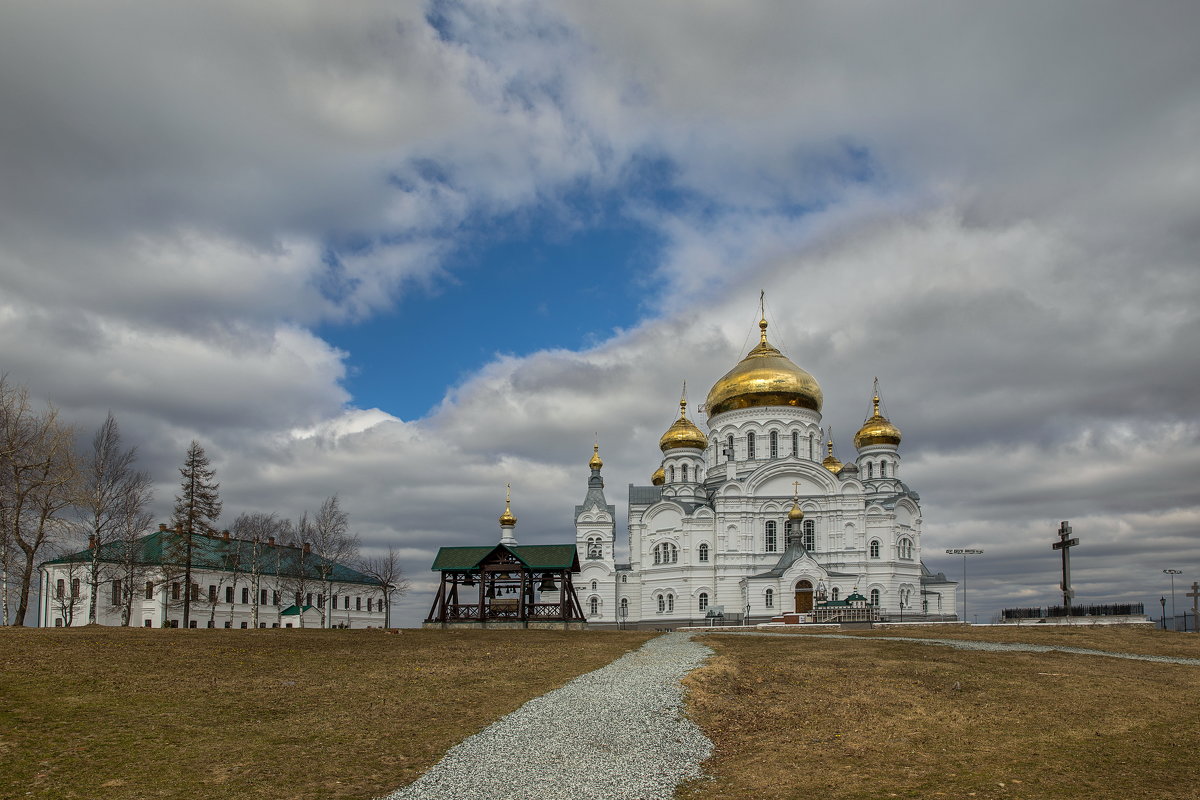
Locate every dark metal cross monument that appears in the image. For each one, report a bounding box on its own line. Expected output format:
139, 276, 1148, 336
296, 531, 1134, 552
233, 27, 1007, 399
1186, 582, 1198, 633
1052, 520, 1079, 612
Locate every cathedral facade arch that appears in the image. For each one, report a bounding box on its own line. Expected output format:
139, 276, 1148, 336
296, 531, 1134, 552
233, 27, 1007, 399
745, 460, 838, 496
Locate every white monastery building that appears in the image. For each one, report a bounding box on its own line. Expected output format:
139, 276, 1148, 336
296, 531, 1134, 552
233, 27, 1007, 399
39, 524, 386, 629
575, 315, 957, 627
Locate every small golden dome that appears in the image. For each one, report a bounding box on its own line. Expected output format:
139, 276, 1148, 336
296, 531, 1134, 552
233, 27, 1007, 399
589, 442, 603, 470
854, 393, 902, 449
787, 502, 804, 521
659, 397, 708, 452
705, 317, 822, 418
499, 484, 517, 527
651, 466, 665, 486
821, 439, 843, 473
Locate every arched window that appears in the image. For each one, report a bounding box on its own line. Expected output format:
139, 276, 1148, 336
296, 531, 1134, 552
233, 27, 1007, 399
589, 597, 599, 616
698, 592, 709, 611
764, 521, 777, 552
769, 431, 779, 458
681, 463, 688, 482
809, 433, 815, 460
866, 462, 874, 479
654, 543, 679, 564
666, 594, 675, 612
591, 580, 598, 591
830, 587, 840, 601
698, 543, 710, 562
869, 539, 881, 559
587, 537, 602, 559
621, 574, 627, 583
765, 588, 774, 608
653, 547, 661, 565
747, 432, 757, 459
880, 461, 887, 478
621, 597, 628, 615
726, 434, 734, 461
669, 466, 675, 483
870, 588, 881, 607
55, 579, 64, 599
792, 430, 799, 457
71, 578, 80, 597
899, 538, 913, 559
802, 519, 815, 551
657, 595, 665, 613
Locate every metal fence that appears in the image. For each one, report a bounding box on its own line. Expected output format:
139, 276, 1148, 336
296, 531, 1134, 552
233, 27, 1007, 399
1002, 603, 1145, 619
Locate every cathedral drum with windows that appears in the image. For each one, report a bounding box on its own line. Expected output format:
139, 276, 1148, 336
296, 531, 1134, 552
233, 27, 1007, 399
575, 315, 957, 626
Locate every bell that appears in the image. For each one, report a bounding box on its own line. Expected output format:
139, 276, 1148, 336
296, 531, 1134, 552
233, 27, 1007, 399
462, 574, 476, 587
485, 583, 496, 598
538, 573, 559, 592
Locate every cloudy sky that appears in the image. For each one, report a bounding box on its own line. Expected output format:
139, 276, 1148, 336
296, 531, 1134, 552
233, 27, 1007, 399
3, 1, 1197, 626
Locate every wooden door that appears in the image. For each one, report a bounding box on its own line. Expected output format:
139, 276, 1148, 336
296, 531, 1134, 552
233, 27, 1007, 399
794, 580, 813, 613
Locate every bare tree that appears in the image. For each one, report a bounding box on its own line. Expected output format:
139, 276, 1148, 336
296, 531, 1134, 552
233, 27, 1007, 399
277, 513, 320, 627
0, 380, 78, 625
48, 548, 88, 627
110, 504, 155, 626
360, 545, 409, 628
232, 511, 286, 629
171, 441, 221, 628
75, 413, 154, 625
309, 495, 359, 628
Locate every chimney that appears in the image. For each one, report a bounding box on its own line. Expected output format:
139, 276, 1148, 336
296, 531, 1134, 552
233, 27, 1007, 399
88, 535, 97, 550
158, 523, 167, 531
268, 536, 275, 546
303, 542, 310, 554
222, 530, 230, 540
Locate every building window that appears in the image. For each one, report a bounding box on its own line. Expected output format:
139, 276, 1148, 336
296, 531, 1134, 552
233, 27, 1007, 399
866, 462, 874, 479
831, 587, 840, 601
765, 588, 774, 608
726, 434, 734, 461
587, 536, 602, 559
809, 433, 815, 460
241, 587, 249, 604
621, 574, 627, 583
589, 597, 599, 616
317, 594, 324, 608
306, 593, 313, 606
747, 432, 756, 460
143, 619, 152, 627
698, 592, 709, 611
657, 595, 665, 613
111, 579, 122, 607
145, 581, 154, 600
172, 582, 181, 601
869, 540, 881, 559
792, 430, 799, 457
225, 586, 234, 603
669, 466, 675, 483
591, 580, 598, 591
620, 597, 628, 616
345, 596, 351, 610
802, 520, 815, 552
698, 543, 709, 562
260, 589, 268, 605
653, 542, 678, 564
188, 620, 197, 629
240, 621, 248, 629
190, 583, 199, 601
55, 579, 64, 599
870, 589, 881, 607
666, 593, 674, 612
356, 597, 362, 611
769, 431, 779, 458
54, 618, 63, 627
206, 620, 214, 628
681, 463, 688, 482
899, 538, 913, 559
765, 521, 777, 552
880, 461, 887, 478
272, 590, 280, 606
208, 585, 217, 602
224, 621, 232, 628
72, 578, 81, 597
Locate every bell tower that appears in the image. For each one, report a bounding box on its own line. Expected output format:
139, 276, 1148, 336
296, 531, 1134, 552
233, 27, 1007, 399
575, 441, 616, 562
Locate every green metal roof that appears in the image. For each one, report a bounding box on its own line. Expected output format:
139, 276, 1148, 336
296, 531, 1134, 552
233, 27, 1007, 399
42, 529, 380, 586
280, 604, 317, 616
430, 543, 579, 572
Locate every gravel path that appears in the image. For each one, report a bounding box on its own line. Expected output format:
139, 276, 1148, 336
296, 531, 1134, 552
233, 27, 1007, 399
706, 631, 1200, 666
382, 633, 714, 800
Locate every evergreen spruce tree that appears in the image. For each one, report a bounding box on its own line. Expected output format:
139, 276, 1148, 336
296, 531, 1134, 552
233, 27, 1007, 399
172, 441, 221, 628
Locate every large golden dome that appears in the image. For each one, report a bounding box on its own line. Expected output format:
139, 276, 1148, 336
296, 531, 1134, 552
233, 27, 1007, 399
705, 318, 822, 418
659, 397, 708, 452
854, 394, 902, 449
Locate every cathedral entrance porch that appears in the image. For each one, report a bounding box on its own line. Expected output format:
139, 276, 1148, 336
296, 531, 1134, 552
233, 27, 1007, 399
794, 580, 814, 613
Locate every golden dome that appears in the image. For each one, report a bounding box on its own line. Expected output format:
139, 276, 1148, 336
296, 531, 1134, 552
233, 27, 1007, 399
821, 439, 843, 473
705, 317, 822, 418
589, 442, 603, 470
787, 501, 804, 521
854, 394, 902, 449
651, 466, 665, 486
499, 484, 517, 527
659, 397, 708, 452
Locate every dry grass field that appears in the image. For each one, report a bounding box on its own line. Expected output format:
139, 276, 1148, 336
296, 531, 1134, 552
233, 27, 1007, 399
0, 626, 652, 800
681, 629, 1200, 800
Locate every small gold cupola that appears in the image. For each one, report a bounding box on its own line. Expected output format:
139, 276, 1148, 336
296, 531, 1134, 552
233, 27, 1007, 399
588, 440, 603, 471
499, 484, 517, 527
821, 431, 843, 473
853, 380, 902, 449
659, 383, 708, 452
651, 466, 665, 486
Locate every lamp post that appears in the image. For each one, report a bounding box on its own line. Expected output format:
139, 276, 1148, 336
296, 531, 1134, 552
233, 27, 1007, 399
946, 549, 984, 624
1164, 569, 1182, 631
1160, 597, 1167, 630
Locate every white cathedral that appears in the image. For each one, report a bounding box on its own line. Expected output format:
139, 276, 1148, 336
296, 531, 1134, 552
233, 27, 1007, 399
572, 315, 957, 627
